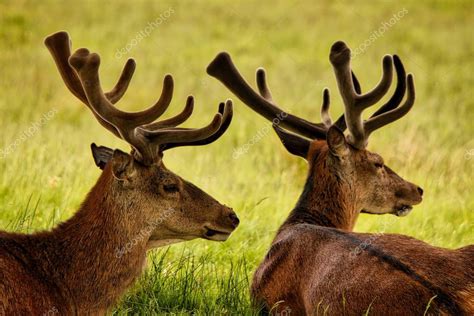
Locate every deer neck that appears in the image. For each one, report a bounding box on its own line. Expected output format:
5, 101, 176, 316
283, 146, 359, 231
46, 166, 152, 311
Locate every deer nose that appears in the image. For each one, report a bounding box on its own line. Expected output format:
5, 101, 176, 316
229, 212, 240, 228
417, 186, 424, 196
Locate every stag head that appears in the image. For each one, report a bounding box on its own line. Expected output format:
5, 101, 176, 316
45, 32, 239, 245
207, 41, 423, 217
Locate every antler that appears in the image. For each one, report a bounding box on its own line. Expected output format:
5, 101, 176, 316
329, 41, 415, 149
45, 31, 233, 165
206, 52, 328, 139
207, 42, 414, 149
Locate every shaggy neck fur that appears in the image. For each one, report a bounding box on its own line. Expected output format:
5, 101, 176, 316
283, 142, 359, 231
19, 165, 151, 312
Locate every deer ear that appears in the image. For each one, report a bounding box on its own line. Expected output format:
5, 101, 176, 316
91, 143, 114, 170
111, 149, 135, 181
273, 124, 310, 159
327, 126, 349, 158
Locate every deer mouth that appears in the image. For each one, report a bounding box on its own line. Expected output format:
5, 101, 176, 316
393, 205, 413, 217
203, 226, 233, 241
360, 204, 413, 216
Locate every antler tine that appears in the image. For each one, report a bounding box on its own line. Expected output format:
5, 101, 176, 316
371, 55, 407, 117
256, 68, 274, 102
364, 74, 415, 135
351, 71, 362, 95
320, 88, 332, 128
140, 96, 231, 149
143, 95, 195, 130
140, 112, 223, 145
329, 41, 394, 148
161, 100, 234, 150
207, 52, 327, 139
358, 55, 393, 107
104, 59, 137, 104
44, 32, 88, 104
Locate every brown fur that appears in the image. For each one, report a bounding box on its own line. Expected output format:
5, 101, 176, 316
1, 153, 239, 315
252, 140, 474, 315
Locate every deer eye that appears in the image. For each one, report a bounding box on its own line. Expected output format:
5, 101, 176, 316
374, 162, 384, 169
163, 184, 180, 193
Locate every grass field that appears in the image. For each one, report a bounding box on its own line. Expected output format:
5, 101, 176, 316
0, 0, 473, 314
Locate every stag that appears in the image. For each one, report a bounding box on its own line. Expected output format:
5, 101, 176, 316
207, 42, 474, 315
0, 31, 239, 315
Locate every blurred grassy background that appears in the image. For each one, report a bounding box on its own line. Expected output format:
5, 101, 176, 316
0, 0, 472, 314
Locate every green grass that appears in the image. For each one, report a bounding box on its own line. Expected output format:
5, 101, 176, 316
0, 0, 473, 314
